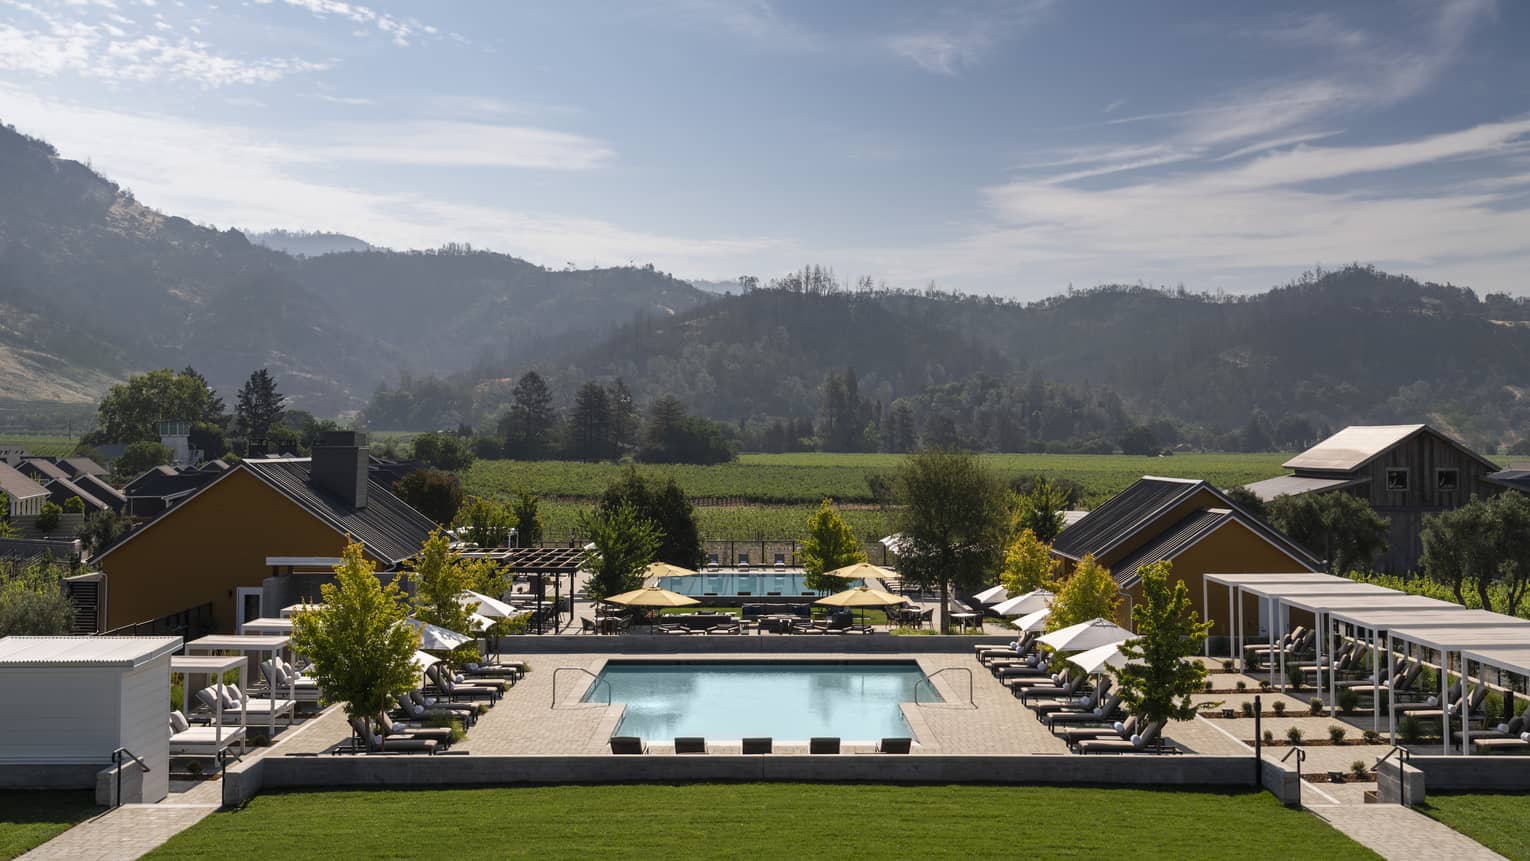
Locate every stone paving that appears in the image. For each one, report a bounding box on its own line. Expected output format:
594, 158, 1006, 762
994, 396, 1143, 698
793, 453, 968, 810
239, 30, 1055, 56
1309, 804, 1507, 860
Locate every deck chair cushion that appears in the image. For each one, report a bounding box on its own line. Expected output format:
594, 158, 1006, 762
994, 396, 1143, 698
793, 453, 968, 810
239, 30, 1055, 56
170, 711, 190, 733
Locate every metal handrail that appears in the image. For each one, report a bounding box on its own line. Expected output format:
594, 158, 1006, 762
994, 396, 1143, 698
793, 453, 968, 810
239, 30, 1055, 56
111, 747, 149, 809
915, 666, 974, 707
1373, 744, 1412, 806
552, 666, 611, 708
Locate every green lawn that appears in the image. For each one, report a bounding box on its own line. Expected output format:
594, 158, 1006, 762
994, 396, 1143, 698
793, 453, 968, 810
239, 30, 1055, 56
1420, 793, 1530, 860
0, 791, 98, 860
147, 784, 1375, 860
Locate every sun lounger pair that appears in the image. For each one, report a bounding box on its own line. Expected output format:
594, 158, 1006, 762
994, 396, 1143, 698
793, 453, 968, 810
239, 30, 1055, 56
1454, 703, 1530, 745
1031, 678, 1113, 716
1044, 694, 1125, 731
426, 665, 500, 703
1397, 680, 1486, 721
1004, 669, 1069, 692
1078, 720, 1165, 754
169, 709, 246, 755
1018, 673, 1087, 703
345, 715, 438, 754
397, 691, 478, 726
194, 683, 296, 724
1246, 627, 1309, 658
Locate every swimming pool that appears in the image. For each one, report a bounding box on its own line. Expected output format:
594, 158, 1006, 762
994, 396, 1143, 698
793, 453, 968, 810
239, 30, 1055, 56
588, 660, 933, 741
657, 572, 863, 597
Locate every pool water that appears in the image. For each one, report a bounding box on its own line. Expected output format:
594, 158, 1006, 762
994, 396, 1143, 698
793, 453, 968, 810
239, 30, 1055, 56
657, 572, 863, 597
589, 660, 933, 741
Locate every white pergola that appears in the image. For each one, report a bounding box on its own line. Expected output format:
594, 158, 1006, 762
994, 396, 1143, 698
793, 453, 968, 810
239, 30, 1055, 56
1202, 572, 1351, 658
169, 654, 247, 758
184, 634, 297, 738
1328, 607, 1530, 754
239, 617, 294, 636
1276, 592, 1457, 704
1461, 646, 1530, 756
1235, 580, 1398, 688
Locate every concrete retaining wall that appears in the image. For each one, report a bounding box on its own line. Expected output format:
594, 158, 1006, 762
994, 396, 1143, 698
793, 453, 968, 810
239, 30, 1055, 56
224, 752, 1257, 807
1376, 758, 1426, 805
496, 635, 1011, 655
1407, 755, 1530, 796
1259, 758, 1301, 806
0, 763, 102, 790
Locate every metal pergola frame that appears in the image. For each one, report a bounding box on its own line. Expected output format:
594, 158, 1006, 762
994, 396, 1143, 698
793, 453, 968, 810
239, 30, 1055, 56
1461, 646, 1530, 756
184, 634, 298, 738
169, 654, 247, 758
463, 547, 585, 634
1234, 581, 1397, 690
1203, 572, 1349, 659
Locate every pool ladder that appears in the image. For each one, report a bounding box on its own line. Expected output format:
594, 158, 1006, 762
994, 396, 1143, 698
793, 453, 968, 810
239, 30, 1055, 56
552, 666, 611, 708
914, 666, 975, 708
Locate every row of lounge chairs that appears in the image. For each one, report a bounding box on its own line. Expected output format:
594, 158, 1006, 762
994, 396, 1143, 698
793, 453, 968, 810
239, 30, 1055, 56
337, 657, 527, 755
610, 736, 912, 754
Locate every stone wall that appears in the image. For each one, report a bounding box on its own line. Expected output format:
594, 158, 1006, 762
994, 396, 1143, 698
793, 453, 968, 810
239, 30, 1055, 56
497, 634, 1012, 654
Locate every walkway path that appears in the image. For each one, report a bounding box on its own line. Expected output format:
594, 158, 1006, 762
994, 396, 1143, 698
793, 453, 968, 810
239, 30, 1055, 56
1309, 804, 1505, 860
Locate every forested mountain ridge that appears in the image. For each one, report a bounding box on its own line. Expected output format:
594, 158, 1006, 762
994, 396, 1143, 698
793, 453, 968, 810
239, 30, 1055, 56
0, 122, 711, 412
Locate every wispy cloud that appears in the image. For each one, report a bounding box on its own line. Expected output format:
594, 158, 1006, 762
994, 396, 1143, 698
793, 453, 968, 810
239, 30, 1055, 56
266, 0, 438, 47
313, 93, 373, 106
883, 1, 1053, 76
1102, 98, 1126, 114
315, 120, 614, 170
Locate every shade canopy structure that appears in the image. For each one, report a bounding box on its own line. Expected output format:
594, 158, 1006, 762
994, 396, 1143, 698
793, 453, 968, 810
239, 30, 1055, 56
814, 585, 908, 608
973, 585, 1010, 605
411, 650, 444, 675
642, 562, 697, 579
603, 586, 701, 608
461, 590, 518, 618
1039, 618, 1133, 652
183, 633, 296, 739
822, 562, 897, 584
993, 590, 1053, 617
278, 602, 318, 618
1011, 607, 1051, 633
169, 654, 247, 758
404, 618, 474, 650
879, 534, 908, 554
238, 617, 293, 636
1067, 640, 1137, 675
1465, 646, 1530, 679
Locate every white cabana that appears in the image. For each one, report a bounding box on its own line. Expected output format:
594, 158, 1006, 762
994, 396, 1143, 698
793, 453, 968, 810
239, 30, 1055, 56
1067, 640, 1137, 675
239, 617, 294, 636
879, 533, 909, 554
1011, 607, 1051, 633
169, 654, 247, 759
993, 589, 1052, 617
184, 634, 298, 739
973, 585, 1010, 605
1235, 580, 1398, 688
1275, 591, 1456, 705
1202, 572, 1351, 658
1462, 645, 1530, 756
1039, 618, 1133, 652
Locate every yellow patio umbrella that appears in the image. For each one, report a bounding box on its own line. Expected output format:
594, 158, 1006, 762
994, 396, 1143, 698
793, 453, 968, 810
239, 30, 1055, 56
641, 561, 697, 580
815, 584, 908, 628
604, 586, 701, 608
822, 562, 898, 584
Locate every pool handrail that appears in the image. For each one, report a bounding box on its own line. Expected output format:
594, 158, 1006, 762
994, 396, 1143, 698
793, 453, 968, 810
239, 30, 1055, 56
914, 666, 974, 708
552, 666, 611, 708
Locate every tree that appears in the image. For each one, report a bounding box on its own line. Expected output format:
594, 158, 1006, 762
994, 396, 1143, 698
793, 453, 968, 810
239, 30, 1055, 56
501, 371, 557, 460
235, 368, 286, 444
0, 494, 15, 539
578, 502, 661, 601
112, 440, 174, 481
608, 378, 638, 457
1115, 560, 1213, 727
35, 501, 62, 533
599, 468, 704, 568
567, 381, 614, 461
0, 558, 75, 636
1118, 424, 1158, 455
511, 491, 543, 546
801, 499, 867, 593
290, 541, 420, 741
1000, 528, 1058, 595
892, 449, 1010, 633
1047, 553, 1120, 631
61, 496, 84, 514
1422, 493, 1530, 614
1012, 475, 1070, 543
79, 510, 128, 555
90, 368, 217, 444
1267, 492, 1389, 573
181, 366, 228, 426
392, 468, 463, 525
405, 530, 479, 635
638, 396, 735, 465
1222, 485, 1268, 521
410, 433, 476, 472
459, 496, 514, 548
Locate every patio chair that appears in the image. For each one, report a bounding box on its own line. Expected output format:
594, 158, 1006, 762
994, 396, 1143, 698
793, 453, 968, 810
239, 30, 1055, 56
1018, 673, 1085, 704
426, 665, 500, 703
977, 633, 1037, 662
706, 554, 720, 570
1062, 715, 1139, 747
609, 736, 647, 754
1078, 720, 1164, 754
1044, 695, 1125, 731
1003, 669, 1068, 691
996, 660, 1054, 680
376, 712, 455, 748
742, 737, 772, 754
876, 737, 912, 754
348, 716, 437, 755
581, 617, 597, 634
774, 553, 787, 568
675, 737, 707, 754
397, 691, 476, 726
461, 660, 524, 681
1396, 679, 1465, 718
1246, 626, 1307, 658
738, 554, 751, 570
810, 737, 840, 754
1032, 679, 1113, 716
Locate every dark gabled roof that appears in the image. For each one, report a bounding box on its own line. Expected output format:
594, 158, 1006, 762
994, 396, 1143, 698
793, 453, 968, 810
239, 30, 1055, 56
1110, 509, 1231, 589
241, 458, 435, 566
1488, 469, 1530, 493
201, 459, 231, 472
0, 463, 49, 500
123, 465, 180, 495
71, 472, 126, 506
45, 477, 109, 512
20, 458, 69, 482
123, 466, 217, 500
57, 457, 107, 478
1051, 476, 1203, 560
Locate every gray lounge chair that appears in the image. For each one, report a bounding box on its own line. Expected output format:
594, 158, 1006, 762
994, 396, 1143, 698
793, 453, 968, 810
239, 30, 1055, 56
348, 716, 437, 754
877, 737, 912, 754
1063, 715, 1139, 747
810, 737, 840, 754
1078, 720, 1164, 754
1045, 695, 1125, 731
1032, 680, 1114, 716
675, 737, 707, 754
610, 736, 646, 754
1018, 674, 1086, 704
376, 712, 454, 747
742, 737, 772, 754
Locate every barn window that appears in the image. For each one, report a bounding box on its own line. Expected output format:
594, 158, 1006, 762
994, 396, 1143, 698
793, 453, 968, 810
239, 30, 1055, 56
1436, 468, 1459, 492
1385, 468, 1409, 491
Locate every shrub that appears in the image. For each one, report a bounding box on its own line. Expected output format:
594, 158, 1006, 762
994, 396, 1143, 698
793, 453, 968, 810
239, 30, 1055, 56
1337, 688, 1360, 715
1363, 729, 1380, 744
1240, 702, 1255, 717
1235, 680, 1247, 693
1287, 664, 1305, 690
62, 496, 85, 514
1309, 697, 1325, 716
1221, 659, 1234, 672
1263, 729, 1275, 744
1400, 715, 1423, 745
424, 715, 467, 744
1272, 700, 1286, 716
1259, 679, 1272, 692
1244, 647, 1261, 670
186, 760, 204, 776
36, 501, 62, 533
1329, 724, 1347, 744
1286, 726, 1304, 745
1350, 760, 1368, 780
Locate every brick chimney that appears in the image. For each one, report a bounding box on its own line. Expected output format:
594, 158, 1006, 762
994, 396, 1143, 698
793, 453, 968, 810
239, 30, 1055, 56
310, 430, 368, 509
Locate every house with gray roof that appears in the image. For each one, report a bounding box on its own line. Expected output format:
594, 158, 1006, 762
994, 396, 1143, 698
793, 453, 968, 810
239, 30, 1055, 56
0, 462, 49, 518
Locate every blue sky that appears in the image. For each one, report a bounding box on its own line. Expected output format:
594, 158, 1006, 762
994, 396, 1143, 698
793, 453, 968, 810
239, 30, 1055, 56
2, 0, 1528, 297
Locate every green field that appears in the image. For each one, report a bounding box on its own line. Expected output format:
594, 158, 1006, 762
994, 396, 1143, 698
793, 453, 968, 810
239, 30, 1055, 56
0, 434, 78, 458
0, 791, 98, 860
535, 500, 892, 542
465, 452, 1290, 507
1421, 793, 1530, 860
147, 784, 1374, 860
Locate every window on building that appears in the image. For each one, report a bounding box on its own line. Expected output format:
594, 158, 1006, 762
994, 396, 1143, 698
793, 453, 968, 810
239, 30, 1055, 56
1385, 468, 1409, 491
1436, 468, 1459, 492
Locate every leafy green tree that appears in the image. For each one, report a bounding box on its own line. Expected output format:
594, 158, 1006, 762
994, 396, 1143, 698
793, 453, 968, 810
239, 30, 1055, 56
392, 468, 463, 525
1118, 424, 1158, 455
1267, 492, 1390, 573
892, 449, 1010, 633
500, 371, 557, 460
801, 499, 867, 593
61, 496, 84, 514
1423, 493, 1530, 614
90, 368, 217, 444
405, 530, 479, 634
79, 510, 128, 555
235, 368, 286, 444
638, 396, 735, 465
567, 381, 614, 461
511, 491, 543, 546
111, 440, 174, 482
0, 494, 15, 539
290, 541, 420, 738
181, 366, 228, 426
1011, 476, 1070, 543
1115, 560, 1213, 727
411, 432, 476, 472
1000, 528, 1058, 595
599, 468, 704, 568
1047, 553, 1121, 631
35, 501, 62, 533
579, 502, 661, 601
1222, 485, 1268, 521
459, 496, 514, 548
0, 558, 75, 636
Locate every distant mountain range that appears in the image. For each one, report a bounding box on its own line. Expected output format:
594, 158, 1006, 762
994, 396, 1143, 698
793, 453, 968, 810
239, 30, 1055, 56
245, 229, 374, 257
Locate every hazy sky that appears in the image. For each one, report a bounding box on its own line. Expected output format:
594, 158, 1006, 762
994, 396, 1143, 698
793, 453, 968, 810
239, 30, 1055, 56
2, 0, 1529, 297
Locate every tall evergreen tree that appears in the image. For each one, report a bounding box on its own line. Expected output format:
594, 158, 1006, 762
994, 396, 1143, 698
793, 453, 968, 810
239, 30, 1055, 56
500, 371, 557, 459
608, 378, 638, 457
181, 366, 228, 427
568, 381, 614, 461
235, 368, 286, 443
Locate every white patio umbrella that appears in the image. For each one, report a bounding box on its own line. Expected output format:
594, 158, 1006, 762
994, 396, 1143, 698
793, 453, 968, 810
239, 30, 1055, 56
411, 650, 443, 674
973, 585, 1010, 605
404, 618, 474, 650
1011, 607, 1051, 633
1066, 640, 1138, 675
461, 589, 517, 618
879, 533, 909, 554
1039, 618, 1133, 653
993, 589, 1053, 617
